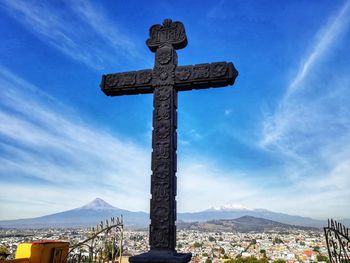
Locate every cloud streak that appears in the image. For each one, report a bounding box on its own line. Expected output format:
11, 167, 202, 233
0, 0, 140, 70
286, 1, 350, 96
259, 1, 350, 218
0, 66, 264, 220
261, 1, 350, 150
0, 65, 151, 219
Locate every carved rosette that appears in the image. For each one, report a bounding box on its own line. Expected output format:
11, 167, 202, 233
175, 66, 192, 81
156, 48, 173, 65
193, 64, 210, 79
119, 72, 136, 86
105, 74, 119, 87
150, 226, 169, 248
136, 70, 153, 85
211, 62, 227, 78
153, 66, 175, 86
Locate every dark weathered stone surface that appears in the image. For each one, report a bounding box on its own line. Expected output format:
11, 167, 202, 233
100, 19, 238, 263
100, 62, 236, 95
129, 252, 192, 263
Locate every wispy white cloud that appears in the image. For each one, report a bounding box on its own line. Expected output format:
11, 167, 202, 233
261, 1, 350, 150
0, 66, 151, 219
0, 0, 140, 70
177, 161, 259, 212
0, 65, 263, 220
69, 0, 139, 59
259, 1, 350, 218
286, 1, 350, 97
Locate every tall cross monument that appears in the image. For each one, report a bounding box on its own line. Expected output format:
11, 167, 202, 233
100, 19, 238, 263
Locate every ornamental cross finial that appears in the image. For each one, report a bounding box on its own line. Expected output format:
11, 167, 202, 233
146, 19, 187, 52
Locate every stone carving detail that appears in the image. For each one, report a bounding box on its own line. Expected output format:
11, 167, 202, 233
193, 64, 210, 79
157, 102, 170, 120
152, 204, 169, 222
105, 74, 119, 88
155, 141, 170, 159
153, 66, 175, 86
157, 49, 172, 65
136, 70, 152, 84
211, 62, 227, 78
147, 19, 187, 52
175, 66, 192, 81
151, 227, 169, 248
119, 73, 136, 86
153, 162, 170, 179
156, 123, 170, 139
102, 62, 236, 94
156, 87, 171, 101
153, 182, 170, 201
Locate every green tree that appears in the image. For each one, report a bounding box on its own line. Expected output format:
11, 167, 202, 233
313, 246, 321, 253
273, 238, 283, 244
209, 236, 216, 242
0, 245, 9, 260
316, 255, 329, 262
205, 259, 212, 263
223, 256, 270, 263
193, 242, 202, 248
273, 260, 286, 263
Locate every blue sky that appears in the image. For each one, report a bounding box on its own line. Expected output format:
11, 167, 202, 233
0, 0, 349, 221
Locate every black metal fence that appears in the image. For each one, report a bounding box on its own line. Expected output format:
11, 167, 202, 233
67, 216, 124, 263
324, 219, 350, 263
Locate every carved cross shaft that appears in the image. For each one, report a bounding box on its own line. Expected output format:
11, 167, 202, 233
100, 19, 238, 256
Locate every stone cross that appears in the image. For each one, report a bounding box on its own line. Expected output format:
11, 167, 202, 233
100, 19, 238, 263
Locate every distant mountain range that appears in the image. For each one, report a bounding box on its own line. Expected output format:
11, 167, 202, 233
0, 198, 348, 229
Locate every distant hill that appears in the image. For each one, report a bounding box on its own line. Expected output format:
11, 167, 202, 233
1, 198, 348, 229
177, 216, 319, 232
178, 207, 329, 228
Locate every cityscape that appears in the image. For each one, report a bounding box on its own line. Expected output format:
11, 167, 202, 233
0, 227, 329, 263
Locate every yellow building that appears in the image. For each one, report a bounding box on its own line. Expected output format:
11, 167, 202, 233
0, 241, 69, 263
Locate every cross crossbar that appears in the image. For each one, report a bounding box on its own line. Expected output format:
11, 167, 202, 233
101, 62, 237, 96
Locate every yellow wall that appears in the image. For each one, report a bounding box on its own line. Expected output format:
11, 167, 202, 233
15, 241, 69, 263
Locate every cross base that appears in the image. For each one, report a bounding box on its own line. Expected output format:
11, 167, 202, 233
129, 251, 192, 263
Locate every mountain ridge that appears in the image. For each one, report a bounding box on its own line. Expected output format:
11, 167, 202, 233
1, 198, 348, 229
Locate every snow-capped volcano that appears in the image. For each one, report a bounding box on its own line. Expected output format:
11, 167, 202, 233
79, 198, 117, 210
208, 203, 253, 211
0, 198, 149, 228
